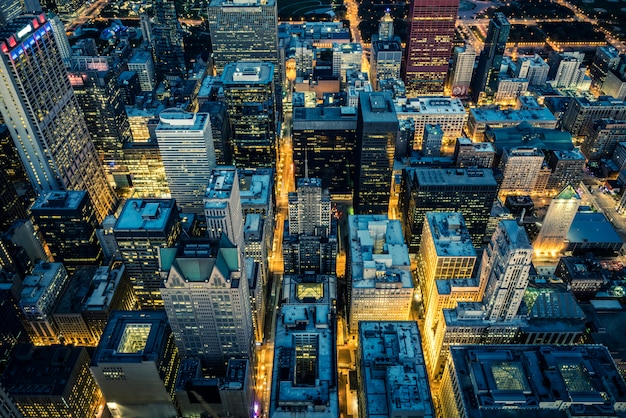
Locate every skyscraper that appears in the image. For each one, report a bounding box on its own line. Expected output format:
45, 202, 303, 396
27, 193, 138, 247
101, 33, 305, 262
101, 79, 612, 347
533, 185, 581, 257
447, 45, 476, 97
481, 220, 533, 322
404, 0, 460, 95
152, 0, 186, 79
355, 92, 398, 214
160, 237, 253, 374
203, 167, 244, 249
155, 110, 216, 215
470, 12, 510, 103
0, 14, 116, 223
207, 0, 278, 75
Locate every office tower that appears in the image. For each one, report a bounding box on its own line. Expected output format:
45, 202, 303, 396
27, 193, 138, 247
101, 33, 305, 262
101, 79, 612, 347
454, 137, 495, 168
0, 0, 22, 25
548, 51, 587, 89
376, 9, 395, 41
68, 64, 132, 188
355, 92, 398, 215
533, 185, 580, 257
0, 14, 116, 223
207, 0, 278, 74
481, 220, 533, 322
421, 123, 443, 156
139, 13, 153, 44
494, 77, 528, 106
30, 191, 103, 271
498, 147, 547, 197
357, 322, 434, 418
332, 42, 362, 86
447, 45, 476, 97
91, 310, 180, 418
583, 119, 626, 160
2, 344, 103, 417
270, 273, 338, 417
128, 49, 156, 92
292, 106, 357, 197
471, 13, 510, 102
440, 345, 626, 418
199, 101, 233, 165
544, 149, 585, 193
602, 57, 626, 100
370, 39, 402, 91
400, 167, 498, 250
152, 0, 186, 79
122, 140, 170, 198
396, 118, 415, 158
160, 237, 253, 373
404, 0, 459, 95
515, 54, 549, 86
395, 96, 467, 149
221, 62, 276, 168
562, 96, 626, 138
2, 220, 48, 267
0, 169, 26, 233
155, 110, 215, 214
204, 167, 244, 248
0, 123, 28, 185
117, 71, 141, 105
48, 13, 70, 65
283, 177, 337, 274
19, 261, 68, 345
0, 269, 30, 369
590, 45, 620, 85
113, 198, 181, 309
347, 215, 413, 332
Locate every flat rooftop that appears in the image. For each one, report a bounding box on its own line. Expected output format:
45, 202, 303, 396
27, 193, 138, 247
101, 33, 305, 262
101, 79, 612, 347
409, 167, 498, 187
221, 62, 274, 84
567, 212, 623, 244
156, 112, 208, 132
359, 321, 434, 418
470, 106, 557, 123
114, 199, 177, 231
239, 168, 273, 208
426, 212, 476, 257
395, 96, 466, 115
30, 191, 87, 212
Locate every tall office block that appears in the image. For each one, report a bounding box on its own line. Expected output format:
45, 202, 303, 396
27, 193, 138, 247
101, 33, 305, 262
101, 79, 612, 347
221, 62, 276, 168
370, 40, 402, 91
3, 344, 103, 417
545, 149, 585, 193
48, 13, 71, 65
207, 0, 278, 74
590, 45, 620, 85
376, 9, 395, 42
357, 322, 434, 418
203, 167, 244, 249
355, 92, 398, 215
30, 191, 103, 271
470, 13, 510, 102
0, 14, 116, 223
447, 45, 476, 97
404, 0, 459, 95
160, 237, 253, 373
68, 65, 132, 187
548, 52, 587, 89
561, 96, 626, 138
113, 199, 181, 309
19, 261, 68, 345
0, 269, 30, 369
533, 185, 580, 257
347, 215, 413, 332
128, 49, 156, 92
454, 137, 495, 168
155, 110, 215, 214
498, 147, 546, 197
122, 140, 170, 198
283, 177, 337, 274
516, 54, 550, 86
332, 42, 362, 87
481, 220, 533, 322
583, 118, 626, 160
0, 168, 27, 233
421, 123, 443, 156
292, 106, 357, 197
152, 0, 186, 79
400, 168, 498, 250
91, 310, 180, 418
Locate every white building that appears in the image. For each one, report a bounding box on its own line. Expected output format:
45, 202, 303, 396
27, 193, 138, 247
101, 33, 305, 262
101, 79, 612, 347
128, 50, 156, 92
498, 147, 546, 196
533, 185, 581, 257
204, 167, 244, 250
155, 110, 215, 214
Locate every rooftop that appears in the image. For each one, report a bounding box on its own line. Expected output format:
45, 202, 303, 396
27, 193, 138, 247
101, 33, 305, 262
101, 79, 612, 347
156, 111, 209, 132
470, 106, 557, 123
283, 274, 337, 305
359, 321, 434, 418
408, 167, 498, 187
114, 199, 177, 231
83, 264, 127, 311
395, 96, 466, 115
426, 212, 476, 258
205, 167, 237, 205
30, 191, 87, 212
567, 212, 623, 245
239, 168, 273, 208
485, 122, 574, 153
222, 62, 274, 84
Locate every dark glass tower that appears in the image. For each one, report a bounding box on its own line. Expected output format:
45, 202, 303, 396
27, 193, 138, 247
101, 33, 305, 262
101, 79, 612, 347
470, 13, 510, 103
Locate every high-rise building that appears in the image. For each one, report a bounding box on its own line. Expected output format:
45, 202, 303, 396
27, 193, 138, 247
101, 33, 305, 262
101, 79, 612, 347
152, 0, 186, 79
30, 191, 103, 271
583, 118, 626, 160
590, 45, 620, 85
68, 65, 132, 189
481, 220, 533, 322
0, 13, 116, 223
447, 44, 476, 97
498, 147, 546, 197
90, 310, 180, 418
515, 54, 550, 86
470, 12, 510, 102
533, 185, 581, 257
128, 49, 156, 92
400, 167, 498, 250
548, 51, 587, 90
207, 0, 278, 73
0, 268, 30, 368
561, 96, 626, 138
160, 237, 253, 374
292, 106, 357, 198
3, 344, 104, 417
404, 0, 459, 95
203, 167, 244, 249
0, 167, 27, 233
355, 92, 398, 214
283, 177, 337, 275
544, 149, 585, 194
421, 123, 443, 156
155, 110, 215, 214
454, 137, 495, 168
113, 199, 181, 309
122, 140, 170, 198
221, 62, 276, 168
347, 215, 413, 332
357, 322, 434, 418
370, 40, 402, 91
